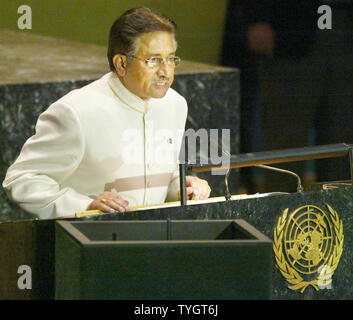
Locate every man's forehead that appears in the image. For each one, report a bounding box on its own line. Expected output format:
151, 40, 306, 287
136, 31, 176, 54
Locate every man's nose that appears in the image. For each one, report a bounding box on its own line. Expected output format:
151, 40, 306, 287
157, 59, 172, 76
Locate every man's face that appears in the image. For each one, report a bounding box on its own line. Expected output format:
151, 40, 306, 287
119, 31, 176, 100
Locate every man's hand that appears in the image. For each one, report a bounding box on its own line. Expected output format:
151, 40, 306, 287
87, 191, 130, 213
185, 176, 211, 200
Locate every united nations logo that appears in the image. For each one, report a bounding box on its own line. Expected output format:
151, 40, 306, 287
273, 205, 344, 293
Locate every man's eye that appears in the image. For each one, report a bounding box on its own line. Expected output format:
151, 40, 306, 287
149, 57, 160, 64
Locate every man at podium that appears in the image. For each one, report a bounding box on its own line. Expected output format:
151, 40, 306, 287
2, 7, 211, 219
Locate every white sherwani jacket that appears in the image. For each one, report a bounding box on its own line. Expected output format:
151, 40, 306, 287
2, 72, 188, 219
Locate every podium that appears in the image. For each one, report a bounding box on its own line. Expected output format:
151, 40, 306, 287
55, 219, 272, 299
1, 186, 353, 299
1, 144, 353, 299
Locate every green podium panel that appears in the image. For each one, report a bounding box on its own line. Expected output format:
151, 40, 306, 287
55, 219, 272, 300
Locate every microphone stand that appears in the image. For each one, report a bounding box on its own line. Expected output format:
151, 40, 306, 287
180, 143, 353, 206
255, 164, 304, 193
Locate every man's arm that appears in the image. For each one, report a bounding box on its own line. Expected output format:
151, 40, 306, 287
2, 102, 92, 219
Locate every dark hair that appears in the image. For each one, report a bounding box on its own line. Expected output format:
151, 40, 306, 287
107, 7, 177, 71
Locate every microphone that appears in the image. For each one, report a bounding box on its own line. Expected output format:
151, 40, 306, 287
207, 135, 304, 198
255, 164, 304, 193
209, 136, 304, 194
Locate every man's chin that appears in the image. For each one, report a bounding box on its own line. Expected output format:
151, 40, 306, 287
151, 87, 170, 99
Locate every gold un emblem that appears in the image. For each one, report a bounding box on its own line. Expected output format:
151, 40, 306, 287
273, 205, 344, 293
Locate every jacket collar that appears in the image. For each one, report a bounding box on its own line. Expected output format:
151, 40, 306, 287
106, 72, 149, 113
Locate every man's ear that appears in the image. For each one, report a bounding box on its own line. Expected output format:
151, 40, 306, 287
113, 54, 127, 76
